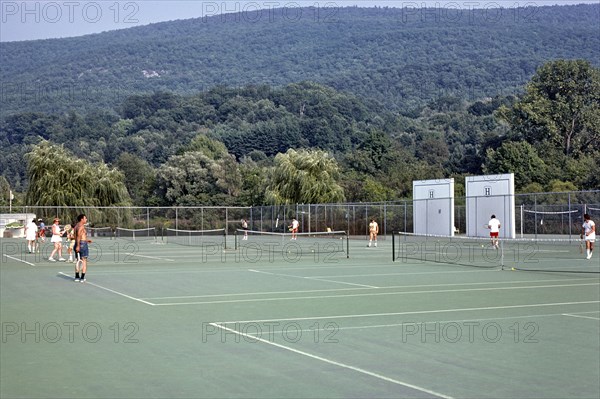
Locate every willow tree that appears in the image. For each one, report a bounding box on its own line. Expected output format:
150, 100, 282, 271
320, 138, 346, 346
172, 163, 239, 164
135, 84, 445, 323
25, 141, 131, 223
265, 148, 345, 205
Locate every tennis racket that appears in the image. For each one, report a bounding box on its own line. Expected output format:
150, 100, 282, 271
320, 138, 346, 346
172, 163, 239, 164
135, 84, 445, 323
575, 221, 584, 254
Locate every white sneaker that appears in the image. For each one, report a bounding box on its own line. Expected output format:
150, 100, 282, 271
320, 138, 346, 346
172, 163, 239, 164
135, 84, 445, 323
587, 254, 592, 260
48, 258, 56, 262
80, 279, 86, 283
74, 278, 80, 282
58, 258, 66, 262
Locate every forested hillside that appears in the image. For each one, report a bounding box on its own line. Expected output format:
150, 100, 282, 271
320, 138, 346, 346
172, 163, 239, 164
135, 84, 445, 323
1, 4, 599, 116
1, 5, 599, 207
2, 59, 599, 208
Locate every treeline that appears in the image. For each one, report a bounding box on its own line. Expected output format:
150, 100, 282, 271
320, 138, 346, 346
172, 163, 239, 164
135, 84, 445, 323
1, 5, 599, 117
1, 60, 598, 208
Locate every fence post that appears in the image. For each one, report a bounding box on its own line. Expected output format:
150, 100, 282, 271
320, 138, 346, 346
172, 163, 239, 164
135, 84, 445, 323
534, 195, 538, 239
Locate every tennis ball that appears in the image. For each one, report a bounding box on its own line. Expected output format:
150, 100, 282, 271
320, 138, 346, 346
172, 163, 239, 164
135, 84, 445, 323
511, 267, 515, 271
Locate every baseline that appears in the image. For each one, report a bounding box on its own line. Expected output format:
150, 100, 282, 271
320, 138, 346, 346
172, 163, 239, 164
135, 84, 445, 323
210, 322, 454, 399
57, 272, 156, 306
3, 254, 35, 267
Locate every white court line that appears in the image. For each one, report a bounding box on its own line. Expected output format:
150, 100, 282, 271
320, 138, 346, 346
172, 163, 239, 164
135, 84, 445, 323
562, 313, 600, 321
141, 277, 596, 300
126, 253, 175, 262
249, 268, 378, 288
57, 272, 155, 306
306, 276, 379, 288
151, 282, 599, 306
210, 323, 454, 399
241, 312, 599, 336
565, 311, 600, 315
214, 301, 600, 324
3, 254, 35, 266
81, 265, 502, 276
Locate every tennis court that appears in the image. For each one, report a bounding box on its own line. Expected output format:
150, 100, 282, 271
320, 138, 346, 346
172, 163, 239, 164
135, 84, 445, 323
1, 233, 599, 398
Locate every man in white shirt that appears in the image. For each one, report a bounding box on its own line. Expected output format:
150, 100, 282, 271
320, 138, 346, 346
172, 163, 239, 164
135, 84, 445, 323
290, 218, 299, 240
581, 213, 595, 260
25, 218, 38, 254
487, 214, 501, 249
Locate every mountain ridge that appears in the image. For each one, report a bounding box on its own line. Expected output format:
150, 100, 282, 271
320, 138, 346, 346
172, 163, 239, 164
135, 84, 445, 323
1, 4, 599, 116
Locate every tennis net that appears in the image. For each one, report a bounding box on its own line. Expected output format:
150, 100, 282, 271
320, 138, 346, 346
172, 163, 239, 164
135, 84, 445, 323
392, 231, 599, 273
164, 228, 226, 247
235, 229, 349, 258
115, 227, 157, 241
87, 226, 114, 238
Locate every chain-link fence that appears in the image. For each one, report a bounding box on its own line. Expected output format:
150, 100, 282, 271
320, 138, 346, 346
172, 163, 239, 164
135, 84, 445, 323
2, 190, 598, 239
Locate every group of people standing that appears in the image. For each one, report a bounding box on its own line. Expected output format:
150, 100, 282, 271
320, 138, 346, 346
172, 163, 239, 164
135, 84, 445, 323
24, 214, 91, 282
24, 217, 48, 253
486, 213, 595, 259
240, 213, 593, 259
240, 217, 380, 245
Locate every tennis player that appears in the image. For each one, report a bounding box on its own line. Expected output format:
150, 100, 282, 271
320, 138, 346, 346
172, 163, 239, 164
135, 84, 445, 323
37, 218, 46, 242
289, 218, 299, 240
48, 218, 66, 262
66, 223, 76, 262
74, 214, 92, 282
368, 218, 379, 247
581, 214, 595, 260
25, 218, 38, 254
241, 218, 248, 240
487, 214, 501, 249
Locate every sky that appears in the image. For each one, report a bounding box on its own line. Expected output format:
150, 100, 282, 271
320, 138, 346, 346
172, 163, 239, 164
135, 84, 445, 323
1, 0, 598, 42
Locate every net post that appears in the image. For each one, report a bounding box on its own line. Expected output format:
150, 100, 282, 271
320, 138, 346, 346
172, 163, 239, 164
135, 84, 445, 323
392, 231, 396, 262
346, 231, 349, 259
234, 230, 238, 251
500, 239, 504, 270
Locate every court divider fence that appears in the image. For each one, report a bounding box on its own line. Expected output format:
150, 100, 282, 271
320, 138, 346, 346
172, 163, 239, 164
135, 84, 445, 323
2, 190, 598, 241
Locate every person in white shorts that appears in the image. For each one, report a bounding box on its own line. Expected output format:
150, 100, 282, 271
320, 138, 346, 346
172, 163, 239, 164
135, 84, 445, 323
289, 218, 299, 240
368, 218, 379, 247
581, 213, 595, 260
25, 218, 38, 254
241, 219, 248, 240
48, 218, 66, 262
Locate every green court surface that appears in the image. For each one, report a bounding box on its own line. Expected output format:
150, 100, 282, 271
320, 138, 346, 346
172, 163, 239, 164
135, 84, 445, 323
1, 236, 599, 399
